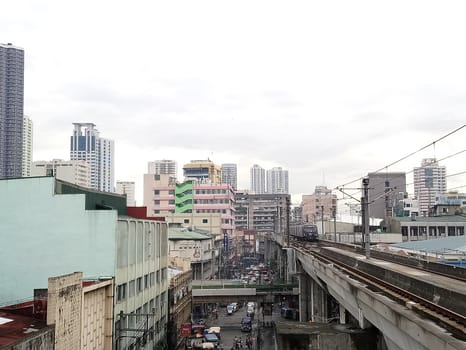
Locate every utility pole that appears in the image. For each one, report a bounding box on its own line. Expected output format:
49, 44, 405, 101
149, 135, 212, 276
361, 177, 370, 258
321, 205, 324, 237
333, 207, 337, 242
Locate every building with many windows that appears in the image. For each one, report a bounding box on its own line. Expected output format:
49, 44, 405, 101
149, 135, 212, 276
22, 115, 33, 177
221, 163, 237, 190
143, 174, 235, 240
413, 158, 447, 216
70, 123, 115, 192
0, 43, 24, 179
368, 172, 406, 219
31, 159, 91, 188
148, 159, 177, 177
301, 186, 337, 223
266, 167, 289, 194
250, 164, 266, 194
116, 180, 136, 206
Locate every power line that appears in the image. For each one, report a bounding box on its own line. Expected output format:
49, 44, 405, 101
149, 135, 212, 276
337, 148, 466, 201
335, 124, 466, 190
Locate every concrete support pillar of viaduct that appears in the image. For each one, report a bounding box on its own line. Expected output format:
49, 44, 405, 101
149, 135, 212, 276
339, 304, 346, 324
298, 269, 314, 322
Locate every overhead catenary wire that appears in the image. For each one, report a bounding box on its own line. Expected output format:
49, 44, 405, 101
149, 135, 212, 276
336, 147, 466, 202
334, 124, 466, 190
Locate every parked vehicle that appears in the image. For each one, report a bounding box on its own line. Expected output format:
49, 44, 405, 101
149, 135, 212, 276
227, 304, 234, 315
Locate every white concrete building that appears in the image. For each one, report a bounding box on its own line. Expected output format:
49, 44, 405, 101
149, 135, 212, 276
221, 163, 237, 190
250, 164, 266, 194
22, 115, 33, 177
70, 123, 115, 192
413, 158, 446, 216
267, 166, 289, 194
116, 180, 136, 206
31, 159, 91, 188
148, 159, 177, 177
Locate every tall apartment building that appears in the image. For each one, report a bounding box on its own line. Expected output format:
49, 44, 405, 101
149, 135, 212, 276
183, 159, 221, 184
301, 186, 337, 223
368, 172, 406, 219
267, 167, 289, 194
22, 115, 33, 177
221, 163, 237, 190
31, 159, 91, 188
235, 192, 290, 235
149, 159, 177, 177
70, 123, 115, 192
414, 158, 447, 216
250, 164, 266, 194
116, 180, 136, 206
0, 43, 24, 179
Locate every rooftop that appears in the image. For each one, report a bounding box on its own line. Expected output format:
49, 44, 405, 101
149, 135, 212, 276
395, 215, 466, 223
169, 227, 213, 241
391, 235, 466, 254
0, 310, 49, 347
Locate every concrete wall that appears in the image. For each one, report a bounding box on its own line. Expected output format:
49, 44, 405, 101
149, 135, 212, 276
47, 272, 83, 350
82, 279, 113, 350
0, 177, 116, 302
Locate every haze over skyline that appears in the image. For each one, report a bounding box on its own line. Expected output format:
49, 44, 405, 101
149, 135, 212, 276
2, 0, 466, 206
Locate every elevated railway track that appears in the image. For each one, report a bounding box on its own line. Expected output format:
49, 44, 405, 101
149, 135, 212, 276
292, 241, 466, 341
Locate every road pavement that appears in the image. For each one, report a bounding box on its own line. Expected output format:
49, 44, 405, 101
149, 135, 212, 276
202, 303, 283, 350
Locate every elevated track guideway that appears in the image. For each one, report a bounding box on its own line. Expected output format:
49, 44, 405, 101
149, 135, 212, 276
293, 241, 466, 350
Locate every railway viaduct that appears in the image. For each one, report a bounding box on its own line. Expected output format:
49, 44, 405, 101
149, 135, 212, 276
293, 242, 466, 350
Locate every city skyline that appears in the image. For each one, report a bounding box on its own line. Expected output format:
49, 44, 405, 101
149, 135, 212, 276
2, 1, 466, 206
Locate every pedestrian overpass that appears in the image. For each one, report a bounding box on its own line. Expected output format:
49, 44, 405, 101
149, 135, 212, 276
191, 281, 298, 304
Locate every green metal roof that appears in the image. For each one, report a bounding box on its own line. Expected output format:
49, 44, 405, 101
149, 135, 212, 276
168, 227, 213, 240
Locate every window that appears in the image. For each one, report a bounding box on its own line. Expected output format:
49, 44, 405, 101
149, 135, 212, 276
144, 274, 149, 289
137, 277, 143, 293
116, 283, 127, 302
154, 175, 160, 180
184, 219, 189, 224
154, 190, 160, 195
150, 272, 155, 287
202, 219, 208, 224
156, 270, 160, 283
129, 280, 135, 298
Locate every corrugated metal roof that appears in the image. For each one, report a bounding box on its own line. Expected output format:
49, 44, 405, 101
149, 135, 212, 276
395, 215, 466, 223
169, 227, 213, 240
392, 236, 466, 253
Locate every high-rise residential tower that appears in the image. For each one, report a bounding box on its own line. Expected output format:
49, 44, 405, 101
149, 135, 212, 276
116, 180, 136, 206
267, 167, 289, 194
22, 116, 33, 177
0, 43, 24, 179
221, 163, 237, 190
70, 123, 115, 192
368, 172, 406, 219
414, 158, 447, 216
250, 164, 266, 194
148, 159, 177, 177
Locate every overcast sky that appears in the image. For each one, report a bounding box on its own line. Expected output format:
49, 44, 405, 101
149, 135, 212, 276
3, 0, 466, 207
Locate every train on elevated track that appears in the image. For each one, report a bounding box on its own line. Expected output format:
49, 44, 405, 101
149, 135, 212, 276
289, 223, 319, 242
